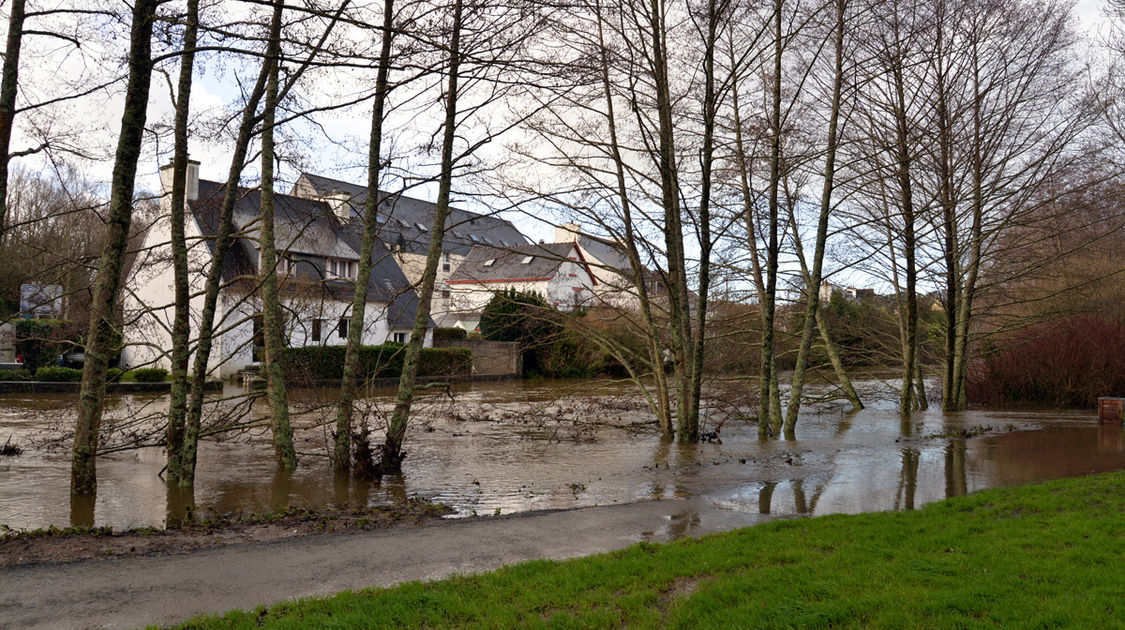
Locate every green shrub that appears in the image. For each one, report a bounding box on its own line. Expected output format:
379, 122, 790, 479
15, 319, 67, 371
433, 327, 467, 341
281, 343, 471, 382
35, 366, 82, 382
132, 367, 168, 383
106, 368, 124, 382
0, 368, 31, 381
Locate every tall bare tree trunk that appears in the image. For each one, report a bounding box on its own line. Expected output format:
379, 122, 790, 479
334, 0, 395, 473
166, 0, 201, 486
0, 0, 25, 240
380, 0, 464, 474
760, 0, 784, 434
258, 3, 297, 472
595, 0, 673, 439
72, 0, 160, 494
784, 0, 847, 437
179, 7, 282, 486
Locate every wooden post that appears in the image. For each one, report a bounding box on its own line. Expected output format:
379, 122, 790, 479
1097, 397, 1125, 424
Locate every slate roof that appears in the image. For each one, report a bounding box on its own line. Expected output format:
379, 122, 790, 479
189, 179, 424, 327
446, 242, 595, 285
294, 173, 530, 256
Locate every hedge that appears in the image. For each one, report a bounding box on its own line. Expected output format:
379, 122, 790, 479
433, 327, 467, 341
132, 367, 169, 383
35, 366, 83, 382
0, 369, 31, 381
281, 343, 471, 382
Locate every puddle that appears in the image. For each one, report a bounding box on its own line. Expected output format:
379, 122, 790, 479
0, 379, 1119, 532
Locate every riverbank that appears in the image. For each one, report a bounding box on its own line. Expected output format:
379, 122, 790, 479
180, 471, 1125, 629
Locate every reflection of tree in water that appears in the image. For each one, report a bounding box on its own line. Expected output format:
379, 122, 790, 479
166, 484, 196, 528
666, 509, 702, 540
895, 449, 919, 511
269, 467, 293, 512
944, 438, 967, 498
70, 491, 95, 528
758, 481, 777, 514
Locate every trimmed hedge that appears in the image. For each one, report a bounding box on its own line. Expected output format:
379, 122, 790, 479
433, 327, 467, 341
132, 367, 168, 383
35, 366, 83, 382
281, 343, 471, 382
0, 368, 31, 381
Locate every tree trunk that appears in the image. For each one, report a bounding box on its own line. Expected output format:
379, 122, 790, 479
0, 0, 26, 240
761, 0, 784, 434
72, 0, 160, 494
784, 0, 846, 438
334, 0, 395, 473
380, 0, 464, 475
258, 6, 297, 472
179, 7, 282, 486
166, 0, 201, 486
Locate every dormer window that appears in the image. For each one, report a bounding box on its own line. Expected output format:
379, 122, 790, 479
259, 251, 292, 275
327, 258, 357, 280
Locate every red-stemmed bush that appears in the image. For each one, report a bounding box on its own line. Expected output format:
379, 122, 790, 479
968, 316, 1125, 408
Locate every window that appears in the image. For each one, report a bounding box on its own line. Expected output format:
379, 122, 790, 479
311, 319, 322, 342
441, 289, 451, 300
442, 252, 451, 272
337, 317, 348, 339
521, 256, 534, 264
416, 222, 428, 232
327, 258, 357, 280
258, 251, 291, 275
469, 234, 481, 243
482, 236, 494, 245
393, 331, 408, 343
483, 258, 496, 267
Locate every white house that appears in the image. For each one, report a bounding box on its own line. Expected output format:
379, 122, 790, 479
121, 162, 429, 379
551, 223, 669, 310
444, 242, 598, 331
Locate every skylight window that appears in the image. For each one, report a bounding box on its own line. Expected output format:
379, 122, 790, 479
483, 258, 496, 266
521, 256, 534, 264
483, 236, 495, 245
416, 222, 428, 231
469, 234, 481, 243
500, 240, 510, 247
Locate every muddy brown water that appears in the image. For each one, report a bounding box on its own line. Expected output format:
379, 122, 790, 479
0, 378, 1121, 533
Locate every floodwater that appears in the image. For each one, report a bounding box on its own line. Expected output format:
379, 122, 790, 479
0, 378, 1121, 532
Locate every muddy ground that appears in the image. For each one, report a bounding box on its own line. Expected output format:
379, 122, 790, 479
0, 499, 452, 568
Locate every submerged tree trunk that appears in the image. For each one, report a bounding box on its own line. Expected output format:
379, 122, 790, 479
334, 0, 395, 474
760, 0, 784, 434
595, 1, 673, 439
0, 0, 26, 240
379, 0, 464, 474
179, 6, 282, 486
784, 0, 846, 438
72, 0, 160, 494
166, 0, 201, 486
257, 10, 297, 472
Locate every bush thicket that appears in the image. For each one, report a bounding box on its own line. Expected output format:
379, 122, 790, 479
967, 316, 1125, 408
433, 327, 467, 341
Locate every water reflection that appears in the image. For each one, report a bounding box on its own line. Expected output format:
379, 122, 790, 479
69, 492, 95, 528
165, 484, 197, 528
2, 381, 1123, 531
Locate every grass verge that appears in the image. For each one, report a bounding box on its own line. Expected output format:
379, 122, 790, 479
176, 472, 1125, 629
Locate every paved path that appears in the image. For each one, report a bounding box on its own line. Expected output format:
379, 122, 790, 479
0, 498, 777, 629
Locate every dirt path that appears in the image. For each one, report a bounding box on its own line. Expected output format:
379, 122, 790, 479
0, 498, 776, 630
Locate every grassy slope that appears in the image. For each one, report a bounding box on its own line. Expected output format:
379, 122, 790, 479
178, 472, 1125, 629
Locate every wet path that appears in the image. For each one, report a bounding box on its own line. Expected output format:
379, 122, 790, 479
1, 497, 777, 630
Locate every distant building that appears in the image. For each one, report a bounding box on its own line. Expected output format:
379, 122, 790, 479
445, 242, 597, 331
551, 223, 668, 310
819, 279, 874, 304
122, 162, 427, 379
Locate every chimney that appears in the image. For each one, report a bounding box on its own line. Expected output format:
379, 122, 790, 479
159, 158, 200, 202
326, 193, 354, 222
554, 222, 580, 243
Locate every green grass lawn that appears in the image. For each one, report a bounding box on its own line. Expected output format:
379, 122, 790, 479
176, 471, 1125, 629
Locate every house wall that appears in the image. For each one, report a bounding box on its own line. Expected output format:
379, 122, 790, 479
123, 208, 425, 380
547, 260, 594, 310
